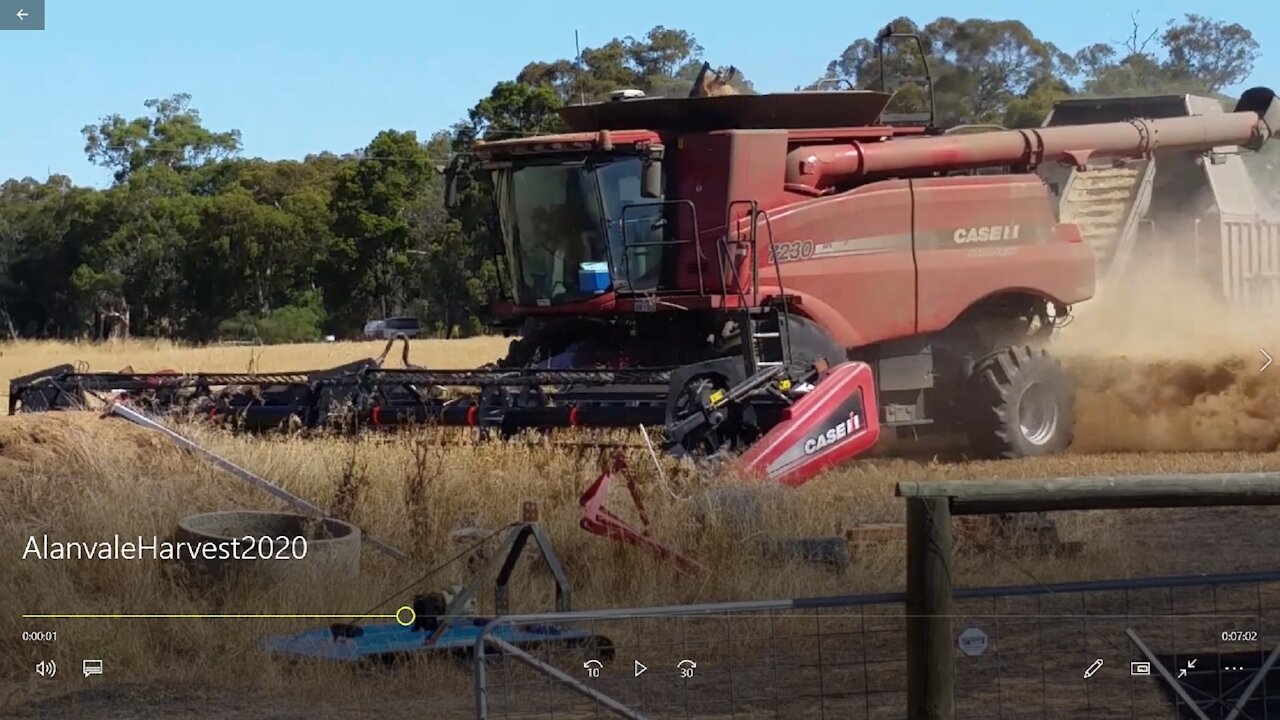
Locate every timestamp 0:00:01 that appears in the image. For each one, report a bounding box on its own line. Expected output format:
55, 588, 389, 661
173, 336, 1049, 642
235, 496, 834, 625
1222, 631, 1259, 642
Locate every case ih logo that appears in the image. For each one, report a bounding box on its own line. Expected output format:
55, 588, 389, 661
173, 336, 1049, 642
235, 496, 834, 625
803, 411, 863, 455
953, 224, 1021, 244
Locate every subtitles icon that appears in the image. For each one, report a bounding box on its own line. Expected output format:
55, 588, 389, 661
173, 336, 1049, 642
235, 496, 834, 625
83, 659, 103, 677
1131, 661, 1151, 676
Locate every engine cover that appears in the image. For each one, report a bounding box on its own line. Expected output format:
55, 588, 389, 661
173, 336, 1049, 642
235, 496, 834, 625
737, 361, 881, 487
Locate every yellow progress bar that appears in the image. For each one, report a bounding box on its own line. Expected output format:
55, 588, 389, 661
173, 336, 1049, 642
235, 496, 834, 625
23, 606, 418, 626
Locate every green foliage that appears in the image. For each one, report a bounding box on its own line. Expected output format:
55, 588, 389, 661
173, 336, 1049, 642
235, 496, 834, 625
0, 18, 1267, 343
218, 303, 325, 345
82, 93, 242, 185
514, 26, 746, 107
817, 13, 1259, 127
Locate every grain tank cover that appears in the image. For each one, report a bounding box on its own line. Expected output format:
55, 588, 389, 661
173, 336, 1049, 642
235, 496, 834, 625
557, 91, 894, 132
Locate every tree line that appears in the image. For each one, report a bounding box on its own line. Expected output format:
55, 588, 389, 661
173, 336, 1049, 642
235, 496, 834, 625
0, 16, 1273, 343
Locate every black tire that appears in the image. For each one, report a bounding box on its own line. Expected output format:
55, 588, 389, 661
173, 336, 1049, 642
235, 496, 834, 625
784, 314, 848, 369
965, 346, 1074, 459
719, 314, 847, 369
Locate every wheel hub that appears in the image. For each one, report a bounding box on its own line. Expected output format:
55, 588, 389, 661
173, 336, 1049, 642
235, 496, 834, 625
1018, 381, 1059, 446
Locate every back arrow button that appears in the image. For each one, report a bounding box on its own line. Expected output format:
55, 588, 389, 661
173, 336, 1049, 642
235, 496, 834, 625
16, 9, 29, 20
1261, 348, 1274, 373
634, 660, 647, 677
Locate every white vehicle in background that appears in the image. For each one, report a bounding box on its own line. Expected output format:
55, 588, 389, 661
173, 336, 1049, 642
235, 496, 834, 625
363, 316, 422, 339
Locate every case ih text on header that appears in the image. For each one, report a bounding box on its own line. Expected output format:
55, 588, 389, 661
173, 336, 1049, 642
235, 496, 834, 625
803, 411, 865, 455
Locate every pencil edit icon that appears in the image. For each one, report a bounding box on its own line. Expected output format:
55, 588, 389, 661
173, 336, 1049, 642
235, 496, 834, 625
1083, 659, 1104, 679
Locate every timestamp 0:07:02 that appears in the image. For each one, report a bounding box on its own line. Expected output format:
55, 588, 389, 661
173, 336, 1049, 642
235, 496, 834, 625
1222, 631, 1259, 642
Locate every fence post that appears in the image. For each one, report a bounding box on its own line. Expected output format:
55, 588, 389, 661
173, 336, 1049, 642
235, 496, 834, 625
906, 496, 954, 720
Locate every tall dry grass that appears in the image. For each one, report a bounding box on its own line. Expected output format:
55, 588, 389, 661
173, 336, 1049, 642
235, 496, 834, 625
6, 408, 1273, 700
4, 264, 1280, 711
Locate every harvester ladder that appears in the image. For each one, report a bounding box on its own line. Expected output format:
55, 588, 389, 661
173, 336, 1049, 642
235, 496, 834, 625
746, 307, 789, 369
723, 201, 794, 374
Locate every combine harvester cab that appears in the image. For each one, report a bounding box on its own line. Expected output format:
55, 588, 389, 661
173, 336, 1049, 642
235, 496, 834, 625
1039, 88, 1280, 305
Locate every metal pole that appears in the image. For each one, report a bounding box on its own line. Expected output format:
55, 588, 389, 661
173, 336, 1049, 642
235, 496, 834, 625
906, 497, 954, 720
1126, 629, 1209, 720
485, 635, 650, 720
1224, 641, 1280, 720
896, 472, 1280, 515
107, 402, 407, 561
473, 628, 490, 720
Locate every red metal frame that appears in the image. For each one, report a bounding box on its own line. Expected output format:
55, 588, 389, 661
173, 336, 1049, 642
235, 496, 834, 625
578, 453, 704, 575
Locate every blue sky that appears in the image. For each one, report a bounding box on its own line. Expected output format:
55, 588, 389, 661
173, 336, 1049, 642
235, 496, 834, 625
2, 0, 1274, 187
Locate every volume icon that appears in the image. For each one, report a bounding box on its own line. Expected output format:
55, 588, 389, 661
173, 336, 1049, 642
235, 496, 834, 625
35, 659, 57, 677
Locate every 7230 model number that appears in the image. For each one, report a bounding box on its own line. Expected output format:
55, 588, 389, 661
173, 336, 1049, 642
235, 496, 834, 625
767, 241, 814, 264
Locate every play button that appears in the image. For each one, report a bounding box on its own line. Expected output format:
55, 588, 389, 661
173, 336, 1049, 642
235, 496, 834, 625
634, 660, 647, 677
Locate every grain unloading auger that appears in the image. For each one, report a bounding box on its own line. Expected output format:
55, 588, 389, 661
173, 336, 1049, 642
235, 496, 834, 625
9, 79, 1280, 487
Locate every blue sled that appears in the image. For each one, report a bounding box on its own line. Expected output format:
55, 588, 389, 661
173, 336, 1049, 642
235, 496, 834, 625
262, 618, 611, 664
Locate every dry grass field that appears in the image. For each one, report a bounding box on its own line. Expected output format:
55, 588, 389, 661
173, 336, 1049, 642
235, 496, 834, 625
4, 272, 1280, 718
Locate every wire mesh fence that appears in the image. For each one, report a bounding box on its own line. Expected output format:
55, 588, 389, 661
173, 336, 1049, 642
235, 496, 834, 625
472, 571, 1280, 719
950, 571, 1280, 720
473, 594, 909, 719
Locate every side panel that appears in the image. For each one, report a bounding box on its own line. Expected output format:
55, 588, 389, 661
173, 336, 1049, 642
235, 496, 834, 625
672, 130, 789, 295
1219, 220, 1280, 305
725, 130, 790, 295
759, 181, 918, 348
673, 133, 733, 293
911, 175, 1096, 333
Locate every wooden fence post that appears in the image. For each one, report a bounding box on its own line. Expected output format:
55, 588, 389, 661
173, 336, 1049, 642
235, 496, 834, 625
906, 496, 954, 720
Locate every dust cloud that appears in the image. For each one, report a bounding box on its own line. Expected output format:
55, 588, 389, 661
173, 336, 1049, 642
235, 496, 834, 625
1053, 244, 1280, 454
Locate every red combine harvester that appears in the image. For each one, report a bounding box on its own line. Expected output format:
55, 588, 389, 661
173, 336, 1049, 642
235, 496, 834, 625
10, 39, 1280, 487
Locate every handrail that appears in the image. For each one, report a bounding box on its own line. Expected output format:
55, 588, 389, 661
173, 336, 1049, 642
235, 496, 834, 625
618, 199, 703, 296
724, 200, 759, 309
757, 209, 795, 364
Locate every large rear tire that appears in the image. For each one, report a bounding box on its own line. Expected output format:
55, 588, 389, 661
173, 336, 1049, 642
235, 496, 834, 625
965, 346, 1074, 459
